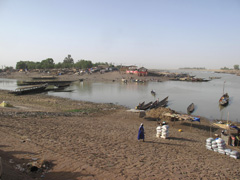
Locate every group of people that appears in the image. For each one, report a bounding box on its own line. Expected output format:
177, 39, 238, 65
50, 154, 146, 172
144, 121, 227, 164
137, 121, 167, 142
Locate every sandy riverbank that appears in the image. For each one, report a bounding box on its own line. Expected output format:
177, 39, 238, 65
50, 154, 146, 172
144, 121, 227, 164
0, 89, 240, 180
0, 70, 170, 82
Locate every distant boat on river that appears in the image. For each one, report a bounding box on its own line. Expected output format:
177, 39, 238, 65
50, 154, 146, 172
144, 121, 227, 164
219, 93, 229, 106
219, 81, 229, 106
187, 103, 195, 114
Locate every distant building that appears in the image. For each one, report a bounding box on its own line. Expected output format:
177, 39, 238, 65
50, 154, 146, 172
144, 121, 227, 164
126, 66, 148, 76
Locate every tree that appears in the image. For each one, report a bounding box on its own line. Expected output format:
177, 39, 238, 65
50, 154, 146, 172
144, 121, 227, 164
221, 67, 229, 70
41, 58, 55, 69
63, 54, 74, 64
75, 60, 93, 69
26, 61, 37, 70
55, 62, 63, 69
233, 64, 239, 70
16, 61, 27, 69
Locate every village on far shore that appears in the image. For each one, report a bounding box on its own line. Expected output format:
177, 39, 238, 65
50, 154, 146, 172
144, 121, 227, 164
1, 63, 240, 84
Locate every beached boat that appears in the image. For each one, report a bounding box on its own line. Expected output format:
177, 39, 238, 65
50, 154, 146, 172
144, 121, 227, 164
187, 103, 195, 113
136, 101, 145, 109
136, 101, 152, 110
149, 96, 169, 109
154, 96, 169, 108
219, 93, 229, 106
9, 84, 48, 95
149, 100, 158, 109
18, 80, 75, 86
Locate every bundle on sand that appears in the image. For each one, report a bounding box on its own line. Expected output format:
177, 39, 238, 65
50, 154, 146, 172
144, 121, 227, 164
145, 107, 176, 121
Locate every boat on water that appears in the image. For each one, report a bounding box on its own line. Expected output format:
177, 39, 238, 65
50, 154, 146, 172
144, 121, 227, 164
219, 81, 229, 106
9, 84, 48, 95
219, 93, 229, 106
187, 103, 195, 114
46, 83, 72, 92
151, 90, 156, 96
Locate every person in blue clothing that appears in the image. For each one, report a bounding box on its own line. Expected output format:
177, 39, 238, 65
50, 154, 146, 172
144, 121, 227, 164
137, 123, 145, 142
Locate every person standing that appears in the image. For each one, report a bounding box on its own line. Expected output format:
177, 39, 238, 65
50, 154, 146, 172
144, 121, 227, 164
138, 123, 145, 142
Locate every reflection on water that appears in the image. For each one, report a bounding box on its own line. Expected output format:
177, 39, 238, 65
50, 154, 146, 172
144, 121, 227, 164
0, 78, 18, 91
0, 71, 240, 122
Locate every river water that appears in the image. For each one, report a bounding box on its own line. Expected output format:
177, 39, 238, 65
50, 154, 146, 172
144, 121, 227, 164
0, 70, 239, 122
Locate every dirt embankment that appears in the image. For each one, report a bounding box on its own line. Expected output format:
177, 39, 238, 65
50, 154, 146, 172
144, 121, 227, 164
1, 89, 240, 180
0, 70, 171, 83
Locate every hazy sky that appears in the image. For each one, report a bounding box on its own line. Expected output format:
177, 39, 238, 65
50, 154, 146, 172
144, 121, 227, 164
0, 0, 240, 69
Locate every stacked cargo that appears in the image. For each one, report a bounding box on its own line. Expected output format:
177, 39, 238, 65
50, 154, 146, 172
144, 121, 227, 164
161, 125, 169, 139
206, 138, 239, 159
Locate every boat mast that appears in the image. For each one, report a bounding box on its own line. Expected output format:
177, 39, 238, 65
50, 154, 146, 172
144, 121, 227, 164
223, 81, 226, 94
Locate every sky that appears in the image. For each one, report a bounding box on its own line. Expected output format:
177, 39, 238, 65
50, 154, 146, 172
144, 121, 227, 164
0, 0, 240, 69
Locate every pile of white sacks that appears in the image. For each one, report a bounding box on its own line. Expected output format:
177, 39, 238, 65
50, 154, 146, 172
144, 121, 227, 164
156, 124, 169, 139
206, 138, 240, 159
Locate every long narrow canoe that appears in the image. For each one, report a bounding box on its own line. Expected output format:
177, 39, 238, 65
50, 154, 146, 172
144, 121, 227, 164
137, 101, 153, 110
9, 84, 48, 95
154, 96, 169, 108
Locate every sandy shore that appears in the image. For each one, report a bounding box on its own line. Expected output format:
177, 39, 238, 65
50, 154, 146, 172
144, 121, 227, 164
0, 71, 240, 179
0, 89, 240, 180
0, 70, 171, 83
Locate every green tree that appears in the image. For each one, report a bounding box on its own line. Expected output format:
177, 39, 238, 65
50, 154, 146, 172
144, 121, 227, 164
41, 58, 55, 69
63, 54, 74, 64
62, 54, 74, 68
233, 64, 239, 70
26, 61, 37, 70
93, 62, 109, 67
16, 61, 27, 69
55, 62, 63, 69
221, 66, 229, 70
4, 66, 14, 71
75, 60, 93, 69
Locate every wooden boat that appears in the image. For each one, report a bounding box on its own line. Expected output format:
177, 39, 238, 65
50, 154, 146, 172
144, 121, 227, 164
187, 103, 194, 113
9, 84, 48, 95
151, 90, 156, 96
149, 100, 158, 109
136, 101, 145, 109
219, 93, 229, 106
137, 101, 152, 110
154, 96, 169, 108
55, 83, 71, 88
18, 80, 74, 86
46, 83, 72, 92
